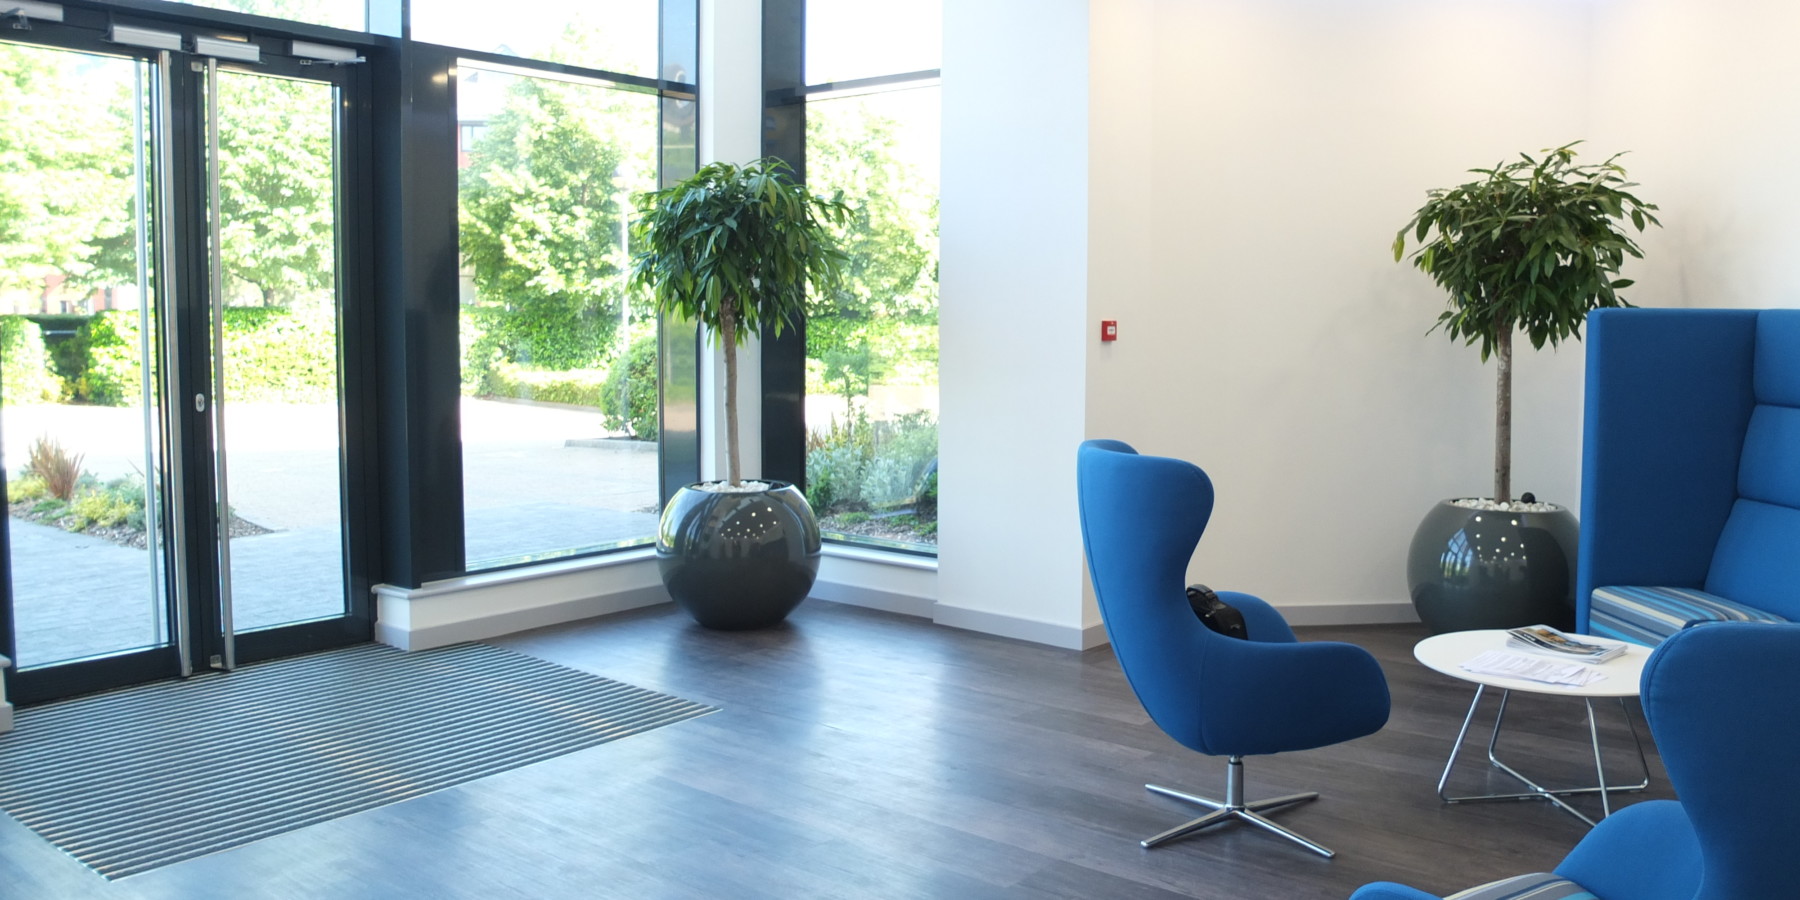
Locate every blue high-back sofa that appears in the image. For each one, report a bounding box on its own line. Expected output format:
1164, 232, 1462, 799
1576, 308, 1800, 645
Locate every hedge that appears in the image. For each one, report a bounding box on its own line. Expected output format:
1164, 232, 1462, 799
480, 361, 610, 408
75, 310, 143, 405
219, 306, 337, 403
0, 317, 64, 405
48, 307, 336, 407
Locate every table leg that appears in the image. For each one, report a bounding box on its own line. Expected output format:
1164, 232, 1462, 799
1436, 684, 1486, 803
1436, 687, 1652, 826
1589, 699, 1611, 819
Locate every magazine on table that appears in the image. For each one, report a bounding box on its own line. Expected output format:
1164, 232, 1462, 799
1506, 625, 1627, 662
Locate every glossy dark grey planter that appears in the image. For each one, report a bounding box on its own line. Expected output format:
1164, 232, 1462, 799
1406, 499, 1579, 634
657, 481, 822, 630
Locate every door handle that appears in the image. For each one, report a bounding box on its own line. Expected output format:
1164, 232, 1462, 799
194, 393, 206, 412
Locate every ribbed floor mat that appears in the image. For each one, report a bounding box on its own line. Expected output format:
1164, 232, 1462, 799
0, 642, 715, 878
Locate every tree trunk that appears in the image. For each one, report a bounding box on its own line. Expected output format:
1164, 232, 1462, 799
721, 301, 740, 487
1494, 327, 1512, 504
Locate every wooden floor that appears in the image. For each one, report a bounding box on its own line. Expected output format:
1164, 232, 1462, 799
0, 601, 1672, 899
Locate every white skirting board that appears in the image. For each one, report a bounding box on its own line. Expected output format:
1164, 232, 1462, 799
371, 546, 1419, 653
0, 654, 12, 732
373, 550, 670, 651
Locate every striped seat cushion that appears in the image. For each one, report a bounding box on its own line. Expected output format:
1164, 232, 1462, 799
1590, 585, 1789, 646
1447, 872, 1596, 900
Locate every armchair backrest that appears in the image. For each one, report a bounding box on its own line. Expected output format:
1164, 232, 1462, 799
1075, 440, 1225, 755
1640, 621, 1800, 899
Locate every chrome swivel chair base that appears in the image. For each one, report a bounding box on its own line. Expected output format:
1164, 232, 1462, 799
1142, 755, 1333, 857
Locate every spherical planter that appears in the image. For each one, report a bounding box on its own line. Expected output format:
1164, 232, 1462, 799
656, 480, 822, 630
1406, 498, 1580, 634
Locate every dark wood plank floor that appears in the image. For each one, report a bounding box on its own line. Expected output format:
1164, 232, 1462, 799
0, 601, 1672, 899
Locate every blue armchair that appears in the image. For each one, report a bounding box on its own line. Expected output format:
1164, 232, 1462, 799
1577, 308, 1800, 645
1351, 621, 1800, 900
1075, 440, 1389, 857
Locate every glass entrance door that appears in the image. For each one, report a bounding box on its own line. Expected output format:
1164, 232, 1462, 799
0, 31, 368, 705
0, 42, 170, 691
208, 66, 349, 652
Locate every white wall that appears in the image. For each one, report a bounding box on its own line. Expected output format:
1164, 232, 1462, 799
1589, 0, 1800, 312
938, 0, 1098, 648
1084, 0, 1158, 634
1082, 0, 1595, 614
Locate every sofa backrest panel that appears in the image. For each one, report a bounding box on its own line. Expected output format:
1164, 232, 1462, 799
1755, 309, 1800, 407
1737, 405, 1800, 510
1705, 310, 1800, 621
1707, 500, 1800, 621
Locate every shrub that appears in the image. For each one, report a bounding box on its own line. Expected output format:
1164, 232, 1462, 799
0, 316, 66, 405
600, 333, 659, 440
805, 409, 938, 523
7, 473, 48, 504
805, 442, 866, 513
25, 436, 84, 501
862, 411, 937, 509
860, 456, 917, 507
67, 475, 144, 529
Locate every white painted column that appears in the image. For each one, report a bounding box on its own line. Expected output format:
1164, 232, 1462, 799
697, 0, 765, 482
937, 0, 1099, 649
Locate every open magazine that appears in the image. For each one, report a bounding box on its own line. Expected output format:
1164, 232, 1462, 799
1506, 625, 1627, 662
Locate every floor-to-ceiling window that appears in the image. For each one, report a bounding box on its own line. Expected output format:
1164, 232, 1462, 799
414, 1, 692, 571
768, 0, 941, 554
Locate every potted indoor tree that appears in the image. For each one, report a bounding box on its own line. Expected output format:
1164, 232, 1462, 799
630, 157, 850, 629
1393, 142, 1659, 633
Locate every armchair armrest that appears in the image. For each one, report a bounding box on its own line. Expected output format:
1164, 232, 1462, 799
1216, 590, 1296, 643
1555, 799, 1699, 900
1196, 636, 1390, 756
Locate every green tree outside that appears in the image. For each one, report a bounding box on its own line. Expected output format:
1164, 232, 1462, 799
804, 94, 940, 414
217, 72, 337, 308
0, 44, 139, 298
459, 71, 658, 374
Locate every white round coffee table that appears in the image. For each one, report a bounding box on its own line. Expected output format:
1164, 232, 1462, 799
1414, 629, 1654, 826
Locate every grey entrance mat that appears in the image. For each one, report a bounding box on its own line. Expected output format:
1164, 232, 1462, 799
0, 642, 715, 879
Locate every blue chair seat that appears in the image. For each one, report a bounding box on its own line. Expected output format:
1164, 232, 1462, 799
1446, 873, 1595, 900
1589, 585, 1788, 646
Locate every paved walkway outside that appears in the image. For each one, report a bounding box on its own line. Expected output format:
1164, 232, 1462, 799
4, 398, 659, 669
